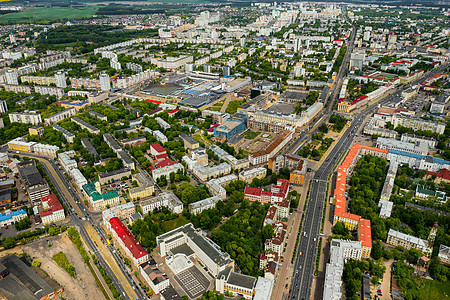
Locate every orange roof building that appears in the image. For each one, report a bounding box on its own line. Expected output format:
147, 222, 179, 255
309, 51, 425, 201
333, 144, 388, 258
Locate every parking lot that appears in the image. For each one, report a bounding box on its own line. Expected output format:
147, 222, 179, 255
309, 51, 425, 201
102, 179, 133, 197
174, 266, 210, 299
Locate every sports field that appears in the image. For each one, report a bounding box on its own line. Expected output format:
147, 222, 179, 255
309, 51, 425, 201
0, 6, 99, 22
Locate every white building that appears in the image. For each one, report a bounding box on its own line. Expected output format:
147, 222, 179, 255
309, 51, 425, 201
9, 111, 41, 125
55, 71, 67, 88
39, 194, 65, 225
139, 192, 183, 215
99, 73, 111, 91
323, 239, 363, 300
189, 196, 221, 215
156, 223, 234, 277
152, 163, 184, 180
192, 162, 231, 181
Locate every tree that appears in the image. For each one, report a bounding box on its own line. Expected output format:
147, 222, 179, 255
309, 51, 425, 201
262, 224, 274, 241
332, 221, 349, 236
2, 237, 15, 249
32, 260, 41, 267
318, 123, 329, 133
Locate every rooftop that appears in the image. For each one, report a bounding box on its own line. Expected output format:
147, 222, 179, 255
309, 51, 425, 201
109, 217, 148, 260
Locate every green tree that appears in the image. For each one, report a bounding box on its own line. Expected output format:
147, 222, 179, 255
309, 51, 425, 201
262, 224, 274, 241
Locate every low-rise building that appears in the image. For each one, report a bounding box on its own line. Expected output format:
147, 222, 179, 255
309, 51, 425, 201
130, 171, 155, 200
139, 192, 183, 215
438, 245, 449, 265
44, 108, 76, 124
53, 124, 75, 143
157, 223, 234, 277
415, 185, 447, 203
323, 239, 364, 300
98, 168, 131, 185
18, 160, 50, 205
386, 229, 431, 255
107, 217, 148, 266
192, 162, 231, 181
249, 130, 294, 165
216, 268, 256, 300
39, 194, 65, 225
206, 174, 238, 199
9, 111, 41, 125
140, 261, 170, 295
102, 202, 135, 222
29, 125, 44, 137
82, 181, 120, 211
152, 163, 184, 180
189, 196, 221, 215
88, 110, 107, 121
180, 134, 200, 150
239, 167, 267, 183
71, 117, 100, 134
0, 209, 27, 227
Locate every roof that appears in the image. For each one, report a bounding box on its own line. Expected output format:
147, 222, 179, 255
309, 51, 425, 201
358, 219, 372, 248
156, 158, 177, 169
427, 169, 450, 181
226, 272, 256, 290
245, 186, 262, 197
150, 143, 166, 154
0, 209, 26, 223
39, 194, 63, 217
109, 217, 148, 260
0, 255, 55, 299
250, 130, 292, 158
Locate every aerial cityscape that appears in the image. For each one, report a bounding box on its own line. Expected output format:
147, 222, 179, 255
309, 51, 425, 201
0, 0, 448, 299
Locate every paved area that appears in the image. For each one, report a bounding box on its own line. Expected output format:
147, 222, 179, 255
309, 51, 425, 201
174, 266, 209, 299
271, 173, 312, 300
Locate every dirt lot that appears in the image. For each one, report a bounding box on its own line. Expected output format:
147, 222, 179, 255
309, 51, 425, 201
0, 233, 105, 300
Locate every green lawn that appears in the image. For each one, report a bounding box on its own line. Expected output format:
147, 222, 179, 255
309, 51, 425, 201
0, 6, 99, 22
420, 279, 450, 300
243, 131, 260, 140
161, 215, 189, 232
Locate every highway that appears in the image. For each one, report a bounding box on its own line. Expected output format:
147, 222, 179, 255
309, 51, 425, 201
5, 149, 147, 300
288, 61, 450, 300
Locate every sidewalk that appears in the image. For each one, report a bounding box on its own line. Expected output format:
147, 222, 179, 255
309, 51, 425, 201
271, 173, 312, 300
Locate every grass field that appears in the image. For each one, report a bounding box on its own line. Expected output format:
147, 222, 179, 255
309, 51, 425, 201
161, 215, 189, 232
0, 6, 99, 22
420, 279, 450, 300
243, 130, 260, 140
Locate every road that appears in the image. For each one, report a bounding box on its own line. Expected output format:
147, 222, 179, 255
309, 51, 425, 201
288, 61, 450, 300
7, 150, 146, 300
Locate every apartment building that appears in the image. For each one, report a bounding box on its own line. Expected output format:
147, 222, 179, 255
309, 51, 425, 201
52, 124, 75, 143
386, 229, 431, 255
44, 108, 77, 124
192, 162, 231, 181
139, 192, 183, 215
238, 167, 267, 183
129, 172, 155, 200
152, 163, 184, 180
9, 111, 41, 125
72, 117, 100, 134
206, 174, 238, 199
189, 196, 221, 215
98, 168, 131, 185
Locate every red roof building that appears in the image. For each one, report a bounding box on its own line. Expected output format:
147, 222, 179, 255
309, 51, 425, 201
39, 194, 65, 225
109, 217, 148, 266
168, 109, 179, 117
145, 99, 162, 104
148, 143, 166, 156
156, 158, 177, 169
427, 169, 450, 183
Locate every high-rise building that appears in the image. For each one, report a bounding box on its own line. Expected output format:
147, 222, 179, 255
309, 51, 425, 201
55, 71, 67, 88
185, 63, 194, 72
99, 73, 111, 91
0, 100, 8, 113
223, 66, 231, 77
6, 70, 18, 85
204, 64, 212, 73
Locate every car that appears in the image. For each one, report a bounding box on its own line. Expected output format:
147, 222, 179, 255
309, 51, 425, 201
300, 252, 303, 256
